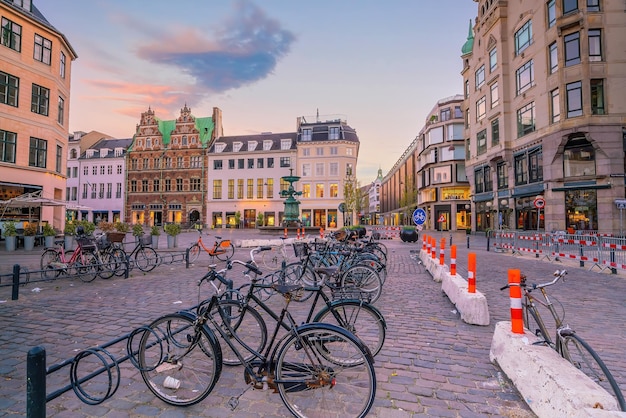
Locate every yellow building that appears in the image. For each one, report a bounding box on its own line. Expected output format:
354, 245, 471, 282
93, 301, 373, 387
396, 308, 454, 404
1, 0, 77, 232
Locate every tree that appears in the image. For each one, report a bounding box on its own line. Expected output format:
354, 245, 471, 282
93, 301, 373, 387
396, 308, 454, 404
343, 173, 365, 226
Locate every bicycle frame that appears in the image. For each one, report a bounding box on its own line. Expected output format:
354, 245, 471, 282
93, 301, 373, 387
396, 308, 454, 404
196, 232, 231, 257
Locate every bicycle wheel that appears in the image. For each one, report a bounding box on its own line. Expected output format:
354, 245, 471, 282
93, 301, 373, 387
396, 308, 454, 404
262, 247, 283, 271
210, 300, 267, 366
138, 313, 222, 406
135, 247, 159, 272
314, 301, 386, 357
215, 241, 235, 261
188, 243, 201, 263
40, 249, 60, 280
523, 303, 553, 345
110, 248, 129, 277
340, 265, 383, 304
76, 252, 99, 283
281, 262, 317, 302
275, 323, 376, 418
561, 333, 626, 411
97, 252, 115, 279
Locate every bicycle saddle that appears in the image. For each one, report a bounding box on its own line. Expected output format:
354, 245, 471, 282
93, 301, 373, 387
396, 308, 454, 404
273, 283, 303, 295
314, 266, 340, 277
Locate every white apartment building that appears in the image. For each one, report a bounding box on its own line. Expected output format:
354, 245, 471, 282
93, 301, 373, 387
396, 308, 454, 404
207, 133, 298, 228
368, 168, 383, 225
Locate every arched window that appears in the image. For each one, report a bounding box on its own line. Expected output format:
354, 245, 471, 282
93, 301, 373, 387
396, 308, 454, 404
70, 149, 77, 159
563, 134, 595, 177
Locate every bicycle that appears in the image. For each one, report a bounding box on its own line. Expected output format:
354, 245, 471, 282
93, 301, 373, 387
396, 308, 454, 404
188, 229, 234, 263
40, 235, 99, 282
260, 237, 291, 271
132, 260, 376, 416
111, 234, 159, 274
500, 269, 625, 411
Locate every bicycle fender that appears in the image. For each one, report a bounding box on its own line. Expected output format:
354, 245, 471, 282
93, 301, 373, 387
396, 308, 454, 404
295, 322, 375, 364
314, 300, 387, 330
170, 310, 223, 356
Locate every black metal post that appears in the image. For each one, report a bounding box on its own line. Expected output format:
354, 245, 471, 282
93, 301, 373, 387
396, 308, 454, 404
27, 346, 46, 418
466, 235, 470, 249
486, 234, 490, 251
579, 244, 584, 267
449, 234, 452, 247
12, 264, 20, 300
610, 248, 617, 274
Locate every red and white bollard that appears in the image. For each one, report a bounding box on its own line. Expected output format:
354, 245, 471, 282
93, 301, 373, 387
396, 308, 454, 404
508, 269, 524, 334
468, 253, 476, 293
450, 245, 456, 276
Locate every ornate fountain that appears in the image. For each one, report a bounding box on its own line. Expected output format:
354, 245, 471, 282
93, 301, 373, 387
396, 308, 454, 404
280, 169, 302, 227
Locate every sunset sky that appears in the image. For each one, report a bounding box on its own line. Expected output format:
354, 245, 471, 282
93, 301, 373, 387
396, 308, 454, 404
37, 0, 477, 182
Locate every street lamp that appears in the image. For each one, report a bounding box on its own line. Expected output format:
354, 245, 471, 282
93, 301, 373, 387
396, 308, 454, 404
485, 201, 493, 230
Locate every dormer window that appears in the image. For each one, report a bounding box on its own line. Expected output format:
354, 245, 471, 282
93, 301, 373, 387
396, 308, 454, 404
281, 139, 292, 150
100, 148, 109, 157
329, 127, 340, 140
86, 149, 95, 158
263, 140, 272, 150
114, 148, 123, 157
215, 142, 226, 153
248, 141, 258, 151
233, 142, 243, 152
302, 129, 312, 141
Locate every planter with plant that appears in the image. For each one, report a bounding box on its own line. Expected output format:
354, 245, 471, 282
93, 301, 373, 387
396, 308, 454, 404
64, 221, 76, 250
164, 223, 181, 248
99, 221, 115, 233
23, 223, 38, 251
77, 220, 96, 236
3, 220, 17, 251
234, 211, 241, 229
43, 223, 56, 248
150, 225, 161, 249
400, 225, 419, 243
132, 224, 144, 237
114, 221, 130, 233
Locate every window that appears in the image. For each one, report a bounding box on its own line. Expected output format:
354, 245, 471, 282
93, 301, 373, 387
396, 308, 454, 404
237, 179, 244, 199
99, 183, 105, 199
267, 158, 274, 168
263, 140, 272, 150
587, 0, 600, 11
491, 119, 499, 146
302, 148, 310, 156
55, 145, 62, 173
477, 129, 487, 155
550, 88, 561, 123
563, 0, 578, 14
31, 84, 49, 115
464, 80, 470, 98
346, 163, 353, 176
514, 154, 528, 185
233, 142, 242, 152
60, 52, 66, 78
346, 148, 353, 156
213, 180, 222, 199
515, 60, 534, 95
257, 178, 264, 198
588, 29, 602, 61
547, 0, 556, 27
57, 96, 64, 125
1, 71, 19, 106
489, 48, 497, 72
316, 184, 324, 198
564, 135, 595, 176
189, 178, 200, 191
247, 179, 253, 199
280, 139, 291, 150
517, 102, 536, 137
33, 34, 52, 65
497, 162, 508, 189
106, 183, 112, 198
257, 158, 264, 168
142, 158, 149, 170
92, 166, 97, 175
564, 32, 581, 66
474, 167, 485, 193
176, 178, 183, 191
329, 127, 340, 140
440, 108, 451, 121
266, 178, 274, 198
549, 42, 558, 74
315, 163, 324, 176
484, 166, 493, 191
280, 157, 291, 168
214, 142, 226, 152
330, 183, 338, 198
116, 183, 122, 198
91, 184, 96, 198
302, 129, 312, 141
117, 164, 122, 174
454, 106, 463, 118
228, 179, 234, 199
476, 96, 486, 121
247, 140, 257, 151
590, 79, 605, 115
29, 137, 47, 168
1, 18, 21, 51
228, 159, 234, 169
248, 158, 254, 169
316, 147, 324, 156
181, 135, 187, 146
566, 81, 583, 118
177, 156, 183, 168
238, 158, 244, 169
190, 156, 201, 168
214, 160, 223, 170
329, 162, 338, 176
302, 184, 311, 198
0, 129, 16, 163
165, 179, 171, 191
141, 180, 148, 193
490, 82, 499, 108
475, 65, 485, 88
528, 148, 543, 183
330, 146, 338, 155
515, 20, 532, 55
302, 163, 311, 177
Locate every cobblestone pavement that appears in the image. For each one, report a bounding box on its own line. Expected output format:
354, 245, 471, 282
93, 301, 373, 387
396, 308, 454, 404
0, 230, 624, 417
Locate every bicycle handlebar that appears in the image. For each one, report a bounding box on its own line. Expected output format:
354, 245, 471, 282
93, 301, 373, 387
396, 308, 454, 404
500, 269, 567, 291
229, 258, 263, 276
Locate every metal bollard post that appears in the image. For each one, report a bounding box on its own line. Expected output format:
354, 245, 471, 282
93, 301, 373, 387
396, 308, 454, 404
486, 234, 490, 252
467, 235, 470, 249
579, 244, 584, 268
185, 247, 190, 269
12, 264, 21, 301
610, 248, 617, 274
449, 233, 452, 247
27, 346, 46, 418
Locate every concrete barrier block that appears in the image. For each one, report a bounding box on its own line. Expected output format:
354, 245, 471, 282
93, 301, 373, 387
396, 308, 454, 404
490, 321, 623, 417
441, 273, 490, 326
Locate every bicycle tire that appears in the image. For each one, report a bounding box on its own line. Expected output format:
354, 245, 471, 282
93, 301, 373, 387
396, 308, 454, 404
275, 323, 376, 418
188, 243, 200, 263
314, 300, 386, 357
138, 313, 222, 406
76, 252, 99, 283
340, 264, 383, 304
210, 300, 267, 366
523, 303, 553, 346
110, 248, 128, 276
262, 247, 283, 271
40, 249, 60, 280
215, 242, 235, 261
96, 251, 115, 279
561, 333, 626, 411
135, 247, 158, 272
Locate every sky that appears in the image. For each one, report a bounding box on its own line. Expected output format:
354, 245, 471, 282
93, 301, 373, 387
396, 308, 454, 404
36, 0, 478, 183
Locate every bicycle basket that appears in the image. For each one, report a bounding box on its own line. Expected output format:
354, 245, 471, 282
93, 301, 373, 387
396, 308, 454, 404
141, 234, 152, 245
330, 286, 373, 303
106, 232, 126, 243
293, 242, 308, 258
219, 240, 231, 247
313, 239, 328, 252
76, 237, 97, 250
96, 234, 111, 250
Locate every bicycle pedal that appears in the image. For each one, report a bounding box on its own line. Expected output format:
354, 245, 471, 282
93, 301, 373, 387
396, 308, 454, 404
227, 397, 239, 410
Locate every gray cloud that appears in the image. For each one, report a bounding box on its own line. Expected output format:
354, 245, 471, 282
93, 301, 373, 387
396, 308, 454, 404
136, 0, 295, 93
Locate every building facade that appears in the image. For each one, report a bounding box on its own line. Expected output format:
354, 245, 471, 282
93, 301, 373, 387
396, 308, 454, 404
125, 105, 222, 227
206, 132, 298, 228
367, 169, 383, 225
463, 0, 626, 233
0, 0, 76, 231
380, 138, 417, 226
416, 95, 470, 231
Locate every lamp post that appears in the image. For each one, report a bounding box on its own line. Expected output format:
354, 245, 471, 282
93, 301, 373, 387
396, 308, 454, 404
485, 201, 492, 230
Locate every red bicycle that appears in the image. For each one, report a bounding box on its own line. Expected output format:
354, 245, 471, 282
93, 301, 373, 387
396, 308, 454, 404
187, 229, 235, 262
40, 235, 99, 282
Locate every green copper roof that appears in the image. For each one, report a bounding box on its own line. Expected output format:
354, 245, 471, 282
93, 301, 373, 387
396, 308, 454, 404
155, 116, 214, 148
156, 118, 176, 145
461, 19, 474, 55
